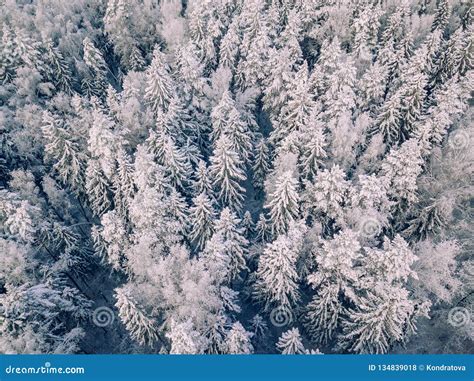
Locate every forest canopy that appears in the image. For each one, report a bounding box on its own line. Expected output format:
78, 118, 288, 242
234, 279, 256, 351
0, 0, 472, 355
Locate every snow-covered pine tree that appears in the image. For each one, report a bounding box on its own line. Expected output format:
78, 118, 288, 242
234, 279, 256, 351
147, 129, 191, 189
112, 148, 136, 217
213, 207, 249, 281
271, 62, 314, 149
255, 213, 270, 243
145, 47, 175, 115
0, 25, 20, 83
82, 37, 108, 95
299, 120, 327, 180
381, 138, 424, 208
210, 90, 253, 162
85, 159, 112, 217
225, 322, 254, 354
252, 136, 271, 190
254, 221, 305, 311
265, 170, 300, 236
305, 229, 361, 344
188, 192, 217, 250
166, 319, 208, 354
42, 111, 87, 194
44, 39, 73, 94
209, 135, 247, 211
276, 328, 306, 354
431, 0, 450, 32
242, 211, 254, 239
115, 286, 160, 348
304, 165, 350, 222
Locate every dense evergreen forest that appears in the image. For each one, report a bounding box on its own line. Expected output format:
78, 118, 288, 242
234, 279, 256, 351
0, 0, 472, 354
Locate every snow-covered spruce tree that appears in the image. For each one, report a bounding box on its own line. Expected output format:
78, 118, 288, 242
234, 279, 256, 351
82, 37, 108, 96
166, 319, 208, 354
237, 22, 273, 90
262, 46, 300, 118
219, 20, 240, 70
126, 185, 183, 273
174, 42, 208, 106
431, 0, 450, 32
305, 229, 362, 344
210, 90, 238, 142
43, 39, 73, 94
42, 111, 87, 194
265, 170, 300, 236
242, 211, 254, 239
374, 94, 403, 146
339, 236, 430, 354
303, 165, 350, 222
276, 328, 306, 354
271, 62, 314, 149
381, 138, 424, 209
212, 207, 249, 281
250, 314, 267, 339
339, 285, 429, 354
0, 25, 20, 84
254, 221, 306, 311
252, 136, 271, 190
86, 159, 111, 216
87, 108, 122, 180
209, 135, 247, 211
112, 148, 136, 218
188, 192, 217, 250
299, 120, 328, 180
145, 47, 175, 115
211, 90, 253, 163
225, 322, 254, 354
0, 188, 91, 354
104, 0, 146, 71
187, 1, 220, 68
97, 210, 129, 271
147, 129, 191, 189
115, 286, 160, 348
255, 213, 271, 243
192, 159, 213, 197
